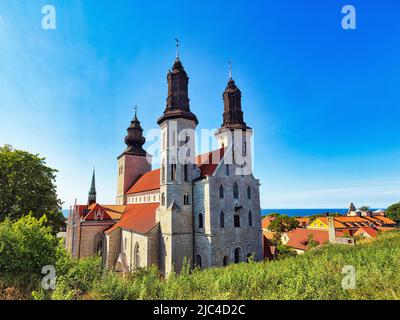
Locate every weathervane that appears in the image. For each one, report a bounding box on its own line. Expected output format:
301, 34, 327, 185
134, 105, 138, 116
175, 38, 180, 59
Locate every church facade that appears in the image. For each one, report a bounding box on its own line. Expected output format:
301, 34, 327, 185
66, 56, 263, 276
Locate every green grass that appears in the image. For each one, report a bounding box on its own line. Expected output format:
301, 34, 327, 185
89, 231, 400, 300
4, 231, 400, 300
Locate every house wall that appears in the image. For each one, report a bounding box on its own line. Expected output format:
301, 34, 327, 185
78, 222, 114, 257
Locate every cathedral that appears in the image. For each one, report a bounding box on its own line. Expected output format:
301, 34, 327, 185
66, 54, 263, 276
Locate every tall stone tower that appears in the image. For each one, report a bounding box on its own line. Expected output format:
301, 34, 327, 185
215, 72, 253, 174
116, 109, 152, 205
156, 57, 198, 276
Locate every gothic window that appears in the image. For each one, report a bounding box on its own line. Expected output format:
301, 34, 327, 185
234, 213, 240, 228
93, 233, 103, 256
161, 160, 166, 183
198, 213, 204, 229
234, 247, 241, 264
184, 164, 188, 181
183, 194, 190, 205
233, 182, 239, 199
226, 164, 229, 176
223, 256, 228, 266
134, 242, 140, 268
171, 163, 177, 181
124, 237, 127, 251
161, 193, 165, 206
220, 210, 225, 228
195, 255, 202, 269
248, 210, 253, 227
247, 186, 251, 199
219, 185, 224, 198
243, 141, 247, 157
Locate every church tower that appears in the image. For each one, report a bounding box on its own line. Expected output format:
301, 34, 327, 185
88, 168, 96, 206
116, 109, 152, 205
215, 67, 253, 175
156, 55, 198, 276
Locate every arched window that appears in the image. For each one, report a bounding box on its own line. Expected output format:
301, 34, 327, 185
184, 164, 189, 181
234, 247, 241, 264
161, 160, 166, 183
234, 213, 240, 228
247, 186, 251, 199
93, 233, 104, 256
220, 210, 225, 228
183, 194, 190, 205
161, 193, 165, 206
219, 185, 224, 198
171, 163, 177, 181
233, 182, 239, 199
223, 256, 228, 266
226, 164, 230, 176
248, 210, 253, 227
134, 242, 140, 268
198, 213, 204, 229
195, 255, 202, 269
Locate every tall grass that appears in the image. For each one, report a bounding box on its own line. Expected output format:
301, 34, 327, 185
79, 231, 400, 300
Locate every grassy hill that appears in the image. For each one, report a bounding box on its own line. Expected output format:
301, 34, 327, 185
46, 231, 400, 300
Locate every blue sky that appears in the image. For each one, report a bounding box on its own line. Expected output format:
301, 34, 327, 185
0, 0, 399, 209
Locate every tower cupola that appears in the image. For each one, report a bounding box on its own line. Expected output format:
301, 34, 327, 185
122, 107, 147, 157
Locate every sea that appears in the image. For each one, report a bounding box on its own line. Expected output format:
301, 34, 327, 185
63, 208, 383, 218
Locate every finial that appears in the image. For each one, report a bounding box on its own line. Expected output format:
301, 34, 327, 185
175, 38, 179, 59
134, 105, 138, 117
228, 61, 232, 80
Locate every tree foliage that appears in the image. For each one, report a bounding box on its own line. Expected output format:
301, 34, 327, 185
386, 202, 400, 222
268, 214, 299, 233
0, 145, 64, 232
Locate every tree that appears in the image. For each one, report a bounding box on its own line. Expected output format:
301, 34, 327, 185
268, 214, 299, 233
0, 145, 64, 232
386, 202, 400, 223
0, 215, 59, 276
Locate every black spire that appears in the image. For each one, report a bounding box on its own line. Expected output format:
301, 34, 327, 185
88, 168, 96, 206
157, 56, 198, 125
221, 73, 250, 130
120, 107, 147, 157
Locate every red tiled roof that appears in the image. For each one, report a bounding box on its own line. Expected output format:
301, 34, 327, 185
83, 203, 112, 221
104, 203, 159, 234
262, 216, 276, 229
195, 148, 225, 177
354, 227, 379, 238
285, 228, 330, 251
126, 169, 160, 194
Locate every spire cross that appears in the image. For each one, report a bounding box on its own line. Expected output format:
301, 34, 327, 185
134, 105, 138, 117
228, 61, 232, 79
175, 38, 180, 59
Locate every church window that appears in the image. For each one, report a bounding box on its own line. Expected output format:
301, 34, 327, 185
124, 237, 127, 251
161, 161, 166, 183
93, 233, 103, 256
226, 164, 229, 176
219, 185, 224, 198
234, 247, 241, 264
171, 163, 177, 181
247, 186, 251, 199
161, 193, 165, 206
198, 213, 204, 229
184, 164, 188, 181
183, 194, 191, 205
248, 210, 253, 227
195, 255, 202, 269
220, 210, 225, 228
134, 242, 140, 268
233, 182, 239, 199
223, 256, 228, 266
153, 195, 156, 202
243, 141, 247, 157
234, 213, 240, 228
